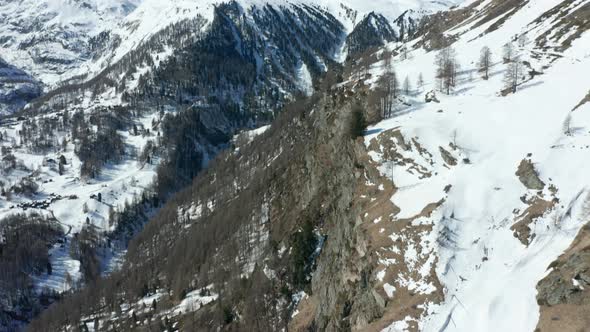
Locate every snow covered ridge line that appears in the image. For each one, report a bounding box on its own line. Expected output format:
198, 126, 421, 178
66, 0, 433, 85
0, 0, 467, 118
0, 0, 462, 99
95, 0, 467, 69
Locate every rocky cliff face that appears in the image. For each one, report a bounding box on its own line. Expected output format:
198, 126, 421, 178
26, 88, 375, 331
536, 221, 590, 332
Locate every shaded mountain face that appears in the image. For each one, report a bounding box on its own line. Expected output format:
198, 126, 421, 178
346, 12, 398, 56
132, 1, 346, 109
392, 9, 421, 41
0, 58, 42, 115
24, 1, 350, 198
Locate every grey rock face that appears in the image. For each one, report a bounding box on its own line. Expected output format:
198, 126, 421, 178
439, 146, 457, 166
537, 223, 590, 312
516, 159, 545, 190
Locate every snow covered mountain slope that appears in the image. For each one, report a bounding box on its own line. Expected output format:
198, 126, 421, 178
0, 0, 139, 116
62, 0, 465, 89
0, 0, 463, 96
346, 12, 399, 56
0, 0, 140, 85
0, 103, 164, 329
7, 1, 590, 331
312, 0, 465, 30
352, 0, 590, 330
0, 0, 468, 125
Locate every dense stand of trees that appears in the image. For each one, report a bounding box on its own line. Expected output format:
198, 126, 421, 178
69, 226, 102, 283
18, 116, 65, 153
0, 214, 64, 329
69, 108, 128, 179
26, 92, 339, 332
350, 103, 368, 138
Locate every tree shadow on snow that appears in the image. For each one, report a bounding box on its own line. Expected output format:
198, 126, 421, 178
517, 80, 544, 92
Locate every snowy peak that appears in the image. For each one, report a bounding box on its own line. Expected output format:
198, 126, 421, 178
28, 0, 353, 114
0, 0, 140, 85
0, 0, 464, 90
346, 12, 398, 56
392, 9, 423, 41
0, 0, 471, 117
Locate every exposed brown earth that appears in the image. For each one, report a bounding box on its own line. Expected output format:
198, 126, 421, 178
293, 125, 455, 331
293, 127, 447, 331
511, 196, 557, 246
439, 146, 457, 166
536, 221, 590, 332
349, 129, 453, 331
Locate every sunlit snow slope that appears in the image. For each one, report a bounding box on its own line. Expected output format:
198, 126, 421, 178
358, 0, 590, 331
0, 0, 140, 85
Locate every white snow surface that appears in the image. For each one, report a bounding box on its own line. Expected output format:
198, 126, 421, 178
362, 1, 590, 331
0, 0, 140, 85
0, 0, 463, 90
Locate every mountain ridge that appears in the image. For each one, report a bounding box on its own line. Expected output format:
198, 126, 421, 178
0, 0, 589, 331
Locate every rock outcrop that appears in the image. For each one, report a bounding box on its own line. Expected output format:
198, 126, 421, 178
516, 159, 545, 190
536, 222, 590, 331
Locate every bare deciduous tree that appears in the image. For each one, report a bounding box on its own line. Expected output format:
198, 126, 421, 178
417, 72, 424, 91
478, 46, 493, 80
517, 34, 528, 47
400, 46, 410, 60
503, 42, 515, 63
435, 46, 460, 94
377, 65, 399, 118
504, 59, 523, 93
403, 75, 412, 95
563, 114, 572, 136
